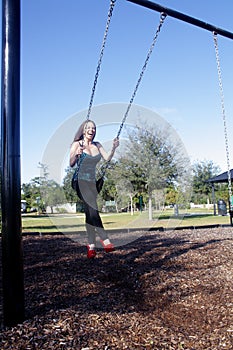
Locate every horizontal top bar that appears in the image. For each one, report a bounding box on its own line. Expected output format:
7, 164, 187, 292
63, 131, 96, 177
127, 0, 233, 40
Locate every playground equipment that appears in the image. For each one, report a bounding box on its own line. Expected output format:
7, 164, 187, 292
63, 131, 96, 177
1, 0, 233, 327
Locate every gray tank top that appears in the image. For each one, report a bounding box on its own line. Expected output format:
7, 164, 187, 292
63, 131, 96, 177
77, 152, 101, 181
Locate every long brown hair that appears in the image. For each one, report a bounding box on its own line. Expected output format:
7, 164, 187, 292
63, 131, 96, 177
73, 120, 96, 142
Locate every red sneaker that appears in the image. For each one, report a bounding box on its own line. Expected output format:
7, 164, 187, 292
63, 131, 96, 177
87, 245, 96, 259
100, 240, 115, 253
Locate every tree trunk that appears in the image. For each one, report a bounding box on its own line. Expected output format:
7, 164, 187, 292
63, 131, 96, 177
130, 195, 134, 215
148, 195, 153, 220
115, 197, 119, 213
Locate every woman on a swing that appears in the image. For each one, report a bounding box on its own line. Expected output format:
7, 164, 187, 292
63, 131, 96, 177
70, 120, 119, 259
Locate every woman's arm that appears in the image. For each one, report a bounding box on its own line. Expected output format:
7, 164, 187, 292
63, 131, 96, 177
70, 141, 84, 167
97, 138, 119, 161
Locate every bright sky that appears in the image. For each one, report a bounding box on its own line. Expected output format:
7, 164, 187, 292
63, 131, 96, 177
3, 0, 233, 183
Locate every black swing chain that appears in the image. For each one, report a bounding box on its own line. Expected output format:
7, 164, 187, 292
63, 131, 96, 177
213, 31, 233, 206
74, 1, 116, 184
97, 12, 167, 179
86, 0, 116, 121
116, 12, 167, 139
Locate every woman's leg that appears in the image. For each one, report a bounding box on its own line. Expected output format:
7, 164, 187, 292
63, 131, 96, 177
76, 181, 95, 245
77, 180, 113, 252
87, 205, 108, 241
78, 180, 108, 240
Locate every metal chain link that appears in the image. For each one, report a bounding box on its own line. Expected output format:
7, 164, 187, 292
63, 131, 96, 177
98, 12, 167, 179
86, 0, 116, 120
213, 32, 233, 207
116, 12, 167, 139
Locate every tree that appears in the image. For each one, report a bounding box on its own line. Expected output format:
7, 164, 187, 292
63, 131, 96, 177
22, 163, 65, 213
191, 160, 221, 204
165, 185, 177, 206
37, 163, 65, 212
115, 178, 136, 215
21, 178, 42, 211
111, 122, 191, 220
41, 179, 65, 213
63, 166, 79, 204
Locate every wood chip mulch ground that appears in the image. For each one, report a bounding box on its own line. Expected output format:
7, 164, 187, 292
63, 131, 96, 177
0, 226, 233, 349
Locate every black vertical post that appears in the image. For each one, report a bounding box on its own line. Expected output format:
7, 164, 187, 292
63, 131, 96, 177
1, 0, 24, 326
211, 184, 216, 216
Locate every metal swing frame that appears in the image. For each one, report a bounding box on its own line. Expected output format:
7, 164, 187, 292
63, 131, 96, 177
2, 0, 233, 327
127, 0, 233, 40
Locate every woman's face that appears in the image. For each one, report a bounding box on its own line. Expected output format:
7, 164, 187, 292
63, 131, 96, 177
84, 121, 96, 140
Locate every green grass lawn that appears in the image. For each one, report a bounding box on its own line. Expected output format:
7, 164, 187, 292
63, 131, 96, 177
21, 208, 232, 234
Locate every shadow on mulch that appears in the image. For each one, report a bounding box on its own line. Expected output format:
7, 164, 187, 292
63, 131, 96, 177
20, 232, 228, 320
